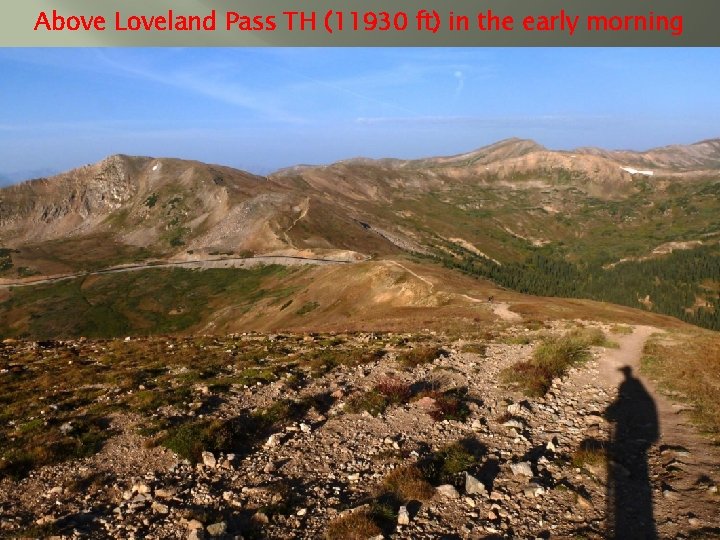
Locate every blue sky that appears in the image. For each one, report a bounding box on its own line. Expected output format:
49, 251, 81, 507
1, 48, 719, 179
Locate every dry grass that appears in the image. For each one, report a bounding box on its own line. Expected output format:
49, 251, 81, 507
501, 328, 600, 396
379, 464, 435, 502
572, 439, 607, 469
374, 377, 412, 404
642, 330, 720, 441
325, 509, 382, 540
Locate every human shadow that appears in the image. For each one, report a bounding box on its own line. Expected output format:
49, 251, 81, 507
604, 366, 659, 539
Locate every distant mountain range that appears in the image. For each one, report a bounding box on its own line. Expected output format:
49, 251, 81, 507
0, 138, 718, 336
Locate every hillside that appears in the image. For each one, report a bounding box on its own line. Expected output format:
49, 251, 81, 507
1, 139, 720, 539
1, 138, 719, 333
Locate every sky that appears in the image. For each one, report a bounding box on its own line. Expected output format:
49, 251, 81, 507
1, 47, 719, 180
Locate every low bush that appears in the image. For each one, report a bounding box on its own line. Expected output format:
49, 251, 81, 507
397, 346, 446, 368
325, 509, 382, 540
345, 390, 388, 417
501, 329, 603, 396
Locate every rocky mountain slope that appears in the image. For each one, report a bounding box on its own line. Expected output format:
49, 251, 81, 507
1, 324, 718, 539
0, 138, 719, 332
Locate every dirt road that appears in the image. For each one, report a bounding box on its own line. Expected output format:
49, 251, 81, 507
592, 326, 720, 538
0, 255, 351, 289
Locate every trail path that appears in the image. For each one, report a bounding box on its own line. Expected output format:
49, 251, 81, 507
0, 255, 351, 289
581, 326, 720, 538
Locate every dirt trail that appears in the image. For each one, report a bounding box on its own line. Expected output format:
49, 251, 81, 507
591, 326, 720, 538
0, 255, 350, 289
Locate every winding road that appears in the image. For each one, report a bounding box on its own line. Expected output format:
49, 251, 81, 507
0, 255, 354, 289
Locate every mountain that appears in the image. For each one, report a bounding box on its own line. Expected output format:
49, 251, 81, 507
0, 138, 718, 336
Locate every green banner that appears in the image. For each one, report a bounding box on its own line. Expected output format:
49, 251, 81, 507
0, 0, 715, 46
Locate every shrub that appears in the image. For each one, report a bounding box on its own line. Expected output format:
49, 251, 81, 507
380, 464, 435, 502
428, 392, 471, 422
374, 378, 411, 405
501, 330, 594, 396
421, 438, 485, 485
572, 439, 607, 469
345, 390, 388, 417
398, 346, 446, 368
325, 510, 382, 540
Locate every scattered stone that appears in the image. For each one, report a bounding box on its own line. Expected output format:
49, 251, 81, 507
201, 452, 217, 468
206, 521, 227, 537
523, 483, 545, 498
436, 484, 460, 499
151, 502, 169, 514
510, 461, 533, 477
465, 472, 487, 496
397, 506, 410, 525
155, 488, 176, 499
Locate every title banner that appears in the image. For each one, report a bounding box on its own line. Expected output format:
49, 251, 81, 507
0, 0, 716, 46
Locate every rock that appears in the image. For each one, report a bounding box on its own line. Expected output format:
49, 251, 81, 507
584, 414, 604, 425
151, 502, 169, 514
187, 519, 204, 531
397, 506, 410, 525
465, 472, 487, 496
502, 419, 525, 430
300, 423, 311, 433
523, 483, 545, 498
507, 403, 522, 416
347, 473, 360, 482
155, 488, 176, 499
206, 522, 227, 537
201, 451, 217, 468
488, 510, 498, 520
265, 434, 280, 448
416, 396, 437, 409
296, 508, 307, 516
436, 484, 460, 499
252, 512, 270, 525
59, 422, 74, 435
510, 461, 533, 477
576, 494, 592, 509
464, 496, 476, 507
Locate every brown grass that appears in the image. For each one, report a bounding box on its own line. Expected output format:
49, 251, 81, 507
642, 330, 720, 441
325, 509, 382, 540
374, 377, 411, 404
379, 464, 435, 502
572, 439, 607, 469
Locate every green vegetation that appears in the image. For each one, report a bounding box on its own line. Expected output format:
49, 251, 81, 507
0, 247, 14, 272
144, 193, 159, 208
0, 333, 409, 478
436, 244, 720, 330
397, 346, 446, 368
420, 438, 485, 485
501, 328, 612, 396
296, 301, 320, 315
345, 389, 389, 417
160, 398, 310, 462
0, 266, 295, 339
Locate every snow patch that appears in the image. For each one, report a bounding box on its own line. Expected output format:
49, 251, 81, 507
621, 167, 654, 176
